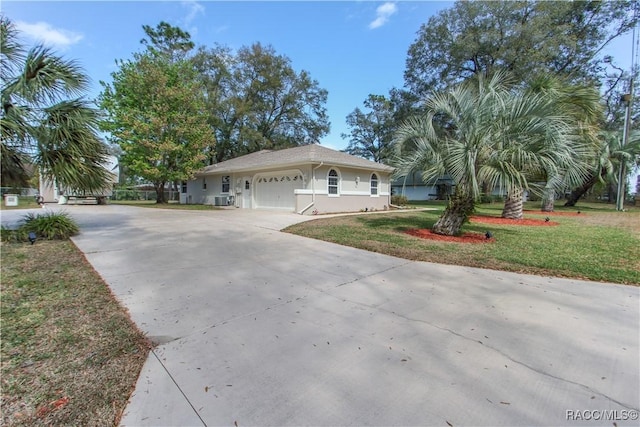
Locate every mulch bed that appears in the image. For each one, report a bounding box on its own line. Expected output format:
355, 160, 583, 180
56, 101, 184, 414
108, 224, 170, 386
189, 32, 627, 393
405, 228, 494, 244
523, 210, 584, 216
470, 215, 559, 226
406, 212, 567, 244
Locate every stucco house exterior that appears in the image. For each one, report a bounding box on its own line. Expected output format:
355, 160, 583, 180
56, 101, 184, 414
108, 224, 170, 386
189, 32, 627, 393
184, 144, 394, 214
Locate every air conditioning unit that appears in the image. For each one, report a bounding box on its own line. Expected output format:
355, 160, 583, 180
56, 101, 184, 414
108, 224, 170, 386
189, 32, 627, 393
214, 196, 229, 206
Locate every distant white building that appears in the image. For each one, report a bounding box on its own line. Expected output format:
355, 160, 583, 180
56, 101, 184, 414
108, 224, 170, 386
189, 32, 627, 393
39, 155, 119, 203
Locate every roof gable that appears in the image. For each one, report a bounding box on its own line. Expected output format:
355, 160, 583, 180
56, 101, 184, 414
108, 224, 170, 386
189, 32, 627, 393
198, 145, 394, 175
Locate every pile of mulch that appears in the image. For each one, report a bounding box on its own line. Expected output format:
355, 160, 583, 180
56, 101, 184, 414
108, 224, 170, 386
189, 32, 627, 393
470, 215, 559, 226
523, 210, 584, 217
405, 228, 493, 243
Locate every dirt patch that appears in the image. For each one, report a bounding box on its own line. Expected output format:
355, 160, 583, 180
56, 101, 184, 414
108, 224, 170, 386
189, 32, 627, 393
470, 215, 559, 226
405, 228, 494, 243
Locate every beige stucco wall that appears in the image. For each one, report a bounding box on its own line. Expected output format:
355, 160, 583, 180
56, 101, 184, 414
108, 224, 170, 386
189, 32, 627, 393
295, 165, 391, 214
187, 164, 391, 213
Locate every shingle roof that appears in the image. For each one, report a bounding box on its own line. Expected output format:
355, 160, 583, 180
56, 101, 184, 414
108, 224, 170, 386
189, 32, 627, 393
197, 144, 394, 175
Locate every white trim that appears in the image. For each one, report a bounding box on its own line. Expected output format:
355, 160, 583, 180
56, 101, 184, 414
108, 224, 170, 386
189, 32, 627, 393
327, 167, 341, 197
370, 172, 379, 197
295, 189, 325, 195
379, 191, 390, 196
340, 190, 371, 196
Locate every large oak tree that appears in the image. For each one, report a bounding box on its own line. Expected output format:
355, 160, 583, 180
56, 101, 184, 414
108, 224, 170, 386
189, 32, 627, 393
193, 43, 330, 163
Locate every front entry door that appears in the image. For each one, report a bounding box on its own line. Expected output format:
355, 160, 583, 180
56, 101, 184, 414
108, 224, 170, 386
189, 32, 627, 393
242, 176, 252, 208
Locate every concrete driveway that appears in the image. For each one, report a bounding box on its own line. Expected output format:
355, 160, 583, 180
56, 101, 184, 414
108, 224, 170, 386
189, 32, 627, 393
2, 205, 638, 426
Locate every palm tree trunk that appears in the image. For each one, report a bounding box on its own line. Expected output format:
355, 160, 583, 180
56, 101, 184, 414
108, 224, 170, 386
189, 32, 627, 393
432, 190, 475, 236
502, 188, 523, 219
564, 171, 599, 207
541, 187, 555, 212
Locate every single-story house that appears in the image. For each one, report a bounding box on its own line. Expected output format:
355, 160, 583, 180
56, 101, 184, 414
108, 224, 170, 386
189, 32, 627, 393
184, 144, 394, 214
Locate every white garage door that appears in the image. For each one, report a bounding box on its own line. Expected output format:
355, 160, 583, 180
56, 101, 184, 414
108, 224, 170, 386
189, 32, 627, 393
255, 171, 304, 210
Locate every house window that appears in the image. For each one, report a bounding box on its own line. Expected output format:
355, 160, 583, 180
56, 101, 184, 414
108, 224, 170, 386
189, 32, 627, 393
181, 181, 187, 194
202, 178, 207, 190
245, 180, 250, 190
371, 173, 378, 196
328, 169, 339, 195
222, 175, 230, 193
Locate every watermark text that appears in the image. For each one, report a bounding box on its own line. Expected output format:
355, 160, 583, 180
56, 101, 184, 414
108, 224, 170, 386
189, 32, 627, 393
566, 409, 638, 421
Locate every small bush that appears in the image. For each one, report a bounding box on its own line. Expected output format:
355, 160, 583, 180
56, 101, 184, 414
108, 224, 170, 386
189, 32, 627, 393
1, 225, 15, 242
20, 211, 79, 240
391, 195, 409, 206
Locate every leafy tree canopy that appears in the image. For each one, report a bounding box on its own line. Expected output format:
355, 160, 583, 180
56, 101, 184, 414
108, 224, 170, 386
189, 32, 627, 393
341, 94, 396, 163
193, 43, 330, 163
99, 22, 212, 203
405, 0, 638, 97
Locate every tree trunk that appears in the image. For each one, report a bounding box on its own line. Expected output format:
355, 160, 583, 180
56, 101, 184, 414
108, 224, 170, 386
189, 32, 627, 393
502, 188, 523, 219
155, 182, 167, 204
431, 190, 475, 236
564, 169, 603, 207
541, 187, 555, 212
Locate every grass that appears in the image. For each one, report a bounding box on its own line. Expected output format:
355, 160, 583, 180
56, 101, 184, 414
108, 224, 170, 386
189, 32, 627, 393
110, 200, 220, 210
1, 240, 150, 426
0, 196, 40, 211
285, 201, 640, 285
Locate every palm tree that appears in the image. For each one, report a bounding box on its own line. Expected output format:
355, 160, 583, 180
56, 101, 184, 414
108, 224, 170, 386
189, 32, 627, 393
564, 130, 640, 206
522, 76, 603, 213
394, 71, 588, 236
1, 17, 110, 192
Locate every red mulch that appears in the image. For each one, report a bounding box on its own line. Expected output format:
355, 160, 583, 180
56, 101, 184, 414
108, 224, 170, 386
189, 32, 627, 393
523, 210, 584, 216
470, 215, 559, 226
406, 213, 565, 244
405, 228, 493, 243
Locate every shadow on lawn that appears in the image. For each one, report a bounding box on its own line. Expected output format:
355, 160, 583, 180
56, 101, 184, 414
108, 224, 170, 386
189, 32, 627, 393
356, 212, 437, 232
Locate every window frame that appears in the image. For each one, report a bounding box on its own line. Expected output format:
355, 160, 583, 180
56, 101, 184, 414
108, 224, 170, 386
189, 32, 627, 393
221, 175, 230, 194
370, 173, 379, 196
327, 168, 340, 197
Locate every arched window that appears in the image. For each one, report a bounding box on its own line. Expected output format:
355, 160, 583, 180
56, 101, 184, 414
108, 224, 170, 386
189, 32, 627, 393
328, 169, 339, 195
370, 173, 378, 196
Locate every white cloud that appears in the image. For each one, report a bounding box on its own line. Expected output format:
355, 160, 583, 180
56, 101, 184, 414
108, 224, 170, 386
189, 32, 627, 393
15, 21, 83, 49
368, 2, 397, 30
182, 0, 205, 25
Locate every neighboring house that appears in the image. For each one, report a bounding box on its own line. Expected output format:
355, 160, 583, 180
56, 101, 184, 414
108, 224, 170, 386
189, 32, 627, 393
185, 144, 394, 214
392, 172, 508, 200
391, 172, 455, 200
39, 155, 119, 203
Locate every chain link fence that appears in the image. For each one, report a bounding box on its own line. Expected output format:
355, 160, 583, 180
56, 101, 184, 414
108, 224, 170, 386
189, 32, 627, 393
111, 189, 180, 202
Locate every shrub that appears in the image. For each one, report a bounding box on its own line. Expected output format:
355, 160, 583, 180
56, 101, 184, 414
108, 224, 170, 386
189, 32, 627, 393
391, 195, 409, 206
20, 211, 79, 240
1, 225, 15, 242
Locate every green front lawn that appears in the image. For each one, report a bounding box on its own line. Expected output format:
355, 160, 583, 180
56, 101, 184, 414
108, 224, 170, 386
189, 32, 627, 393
1, 240, 150, 425
285, 202, 640, 285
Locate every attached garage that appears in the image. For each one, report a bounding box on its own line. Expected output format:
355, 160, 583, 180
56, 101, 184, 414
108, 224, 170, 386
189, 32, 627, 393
254, 170, 304, 210
188, 145, 393, 214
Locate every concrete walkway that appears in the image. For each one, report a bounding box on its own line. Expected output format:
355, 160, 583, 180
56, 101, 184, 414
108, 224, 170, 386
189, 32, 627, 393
2, 205, 638, 426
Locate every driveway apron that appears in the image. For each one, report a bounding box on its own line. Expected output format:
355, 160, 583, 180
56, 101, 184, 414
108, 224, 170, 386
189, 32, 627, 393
7, 205, 637, 426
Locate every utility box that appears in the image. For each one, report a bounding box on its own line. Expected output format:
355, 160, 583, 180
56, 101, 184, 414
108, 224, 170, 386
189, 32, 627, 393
4, 194, 18, 207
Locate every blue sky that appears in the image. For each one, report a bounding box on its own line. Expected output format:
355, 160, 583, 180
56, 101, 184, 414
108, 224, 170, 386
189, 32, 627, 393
2, 0, 638, 188
2, 0, 454, 151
